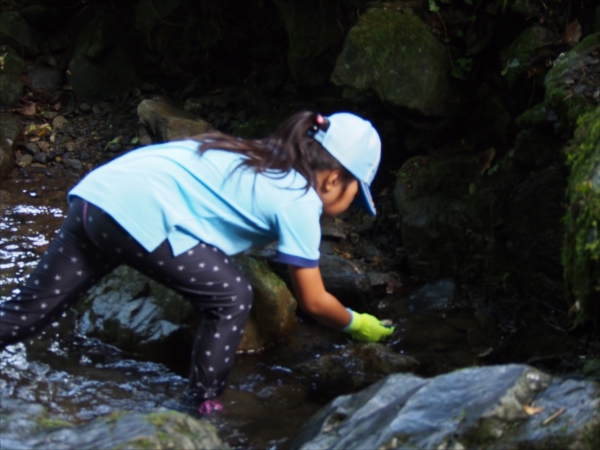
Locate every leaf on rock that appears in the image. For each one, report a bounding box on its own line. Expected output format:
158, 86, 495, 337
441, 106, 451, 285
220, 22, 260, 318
564, 20, 582, 46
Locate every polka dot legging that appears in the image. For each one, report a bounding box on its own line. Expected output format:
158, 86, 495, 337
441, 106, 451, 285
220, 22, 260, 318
0, 197, 253, 400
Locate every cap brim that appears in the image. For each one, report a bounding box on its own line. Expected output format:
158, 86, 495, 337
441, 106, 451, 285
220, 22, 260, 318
352, 181, 376, 216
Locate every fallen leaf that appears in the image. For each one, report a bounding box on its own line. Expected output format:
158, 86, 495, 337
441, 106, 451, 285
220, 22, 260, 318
564, 20, 582, 46
523, 405, 544, 416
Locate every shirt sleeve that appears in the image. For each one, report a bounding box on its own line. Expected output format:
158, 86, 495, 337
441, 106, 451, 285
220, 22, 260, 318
275, 199, 322, 268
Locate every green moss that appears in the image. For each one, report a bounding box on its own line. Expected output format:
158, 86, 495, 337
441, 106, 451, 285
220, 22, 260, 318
563, 105, 600, 318
346, 8, 435, 70
37, 417, 73, 430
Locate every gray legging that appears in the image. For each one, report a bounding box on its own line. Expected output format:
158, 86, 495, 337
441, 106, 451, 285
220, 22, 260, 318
0, 197, 254, 400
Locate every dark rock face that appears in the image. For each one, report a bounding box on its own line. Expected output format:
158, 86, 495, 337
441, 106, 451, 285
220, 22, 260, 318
393, 131, 567, 304
290, 364, 600, 450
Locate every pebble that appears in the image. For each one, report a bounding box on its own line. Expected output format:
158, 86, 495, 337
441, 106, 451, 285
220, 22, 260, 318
17, 154, 33, 167
52, 115, 68, 129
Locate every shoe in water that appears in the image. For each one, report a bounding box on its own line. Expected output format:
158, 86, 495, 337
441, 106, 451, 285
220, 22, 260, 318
198, 399, 224, 415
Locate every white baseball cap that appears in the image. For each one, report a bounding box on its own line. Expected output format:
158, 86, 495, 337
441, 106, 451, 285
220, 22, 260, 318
313, 113, 381, 216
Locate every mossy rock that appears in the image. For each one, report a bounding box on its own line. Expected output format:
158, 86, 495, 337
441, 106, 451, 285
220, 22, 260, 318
517, 33, 599, 134
563, 105, 600, 319
331, 7, 456, 116
500, 25, 558, 88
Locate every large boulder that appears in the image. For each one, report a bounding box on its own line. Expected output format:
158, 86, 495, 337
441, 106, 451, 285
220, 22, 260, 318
0, 396, 228, 450
331, 6, 456, 116
0, 113, 21, 178
563, 105, 600, 318
290, 364, 600, 450
138, 97, 214, 143
76, 255, 297, 361
0, 47, 24, 107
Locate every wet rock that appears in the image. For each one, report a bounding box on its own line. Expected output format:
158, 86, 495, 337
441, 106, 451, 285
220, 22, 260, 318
0, 396, 228, 450
138, 97, 214, 143
294, 342, 419, 392
0, 113, 21, 178
0, 11, 39, 56
25, 67, 63, 91
77, 254, 297, 360
290, 364, 600, 450
332, 6, 457, 117
0, 47, 25, 107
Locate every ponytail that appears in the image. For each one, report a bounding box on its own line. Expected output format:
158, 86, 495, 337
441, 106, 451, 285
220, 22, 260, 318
194, 111, 354, 190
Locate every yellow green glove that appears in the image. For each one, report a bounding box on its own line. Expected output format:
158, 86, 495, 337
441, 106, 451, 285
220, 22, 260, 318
342, 309, 395, 342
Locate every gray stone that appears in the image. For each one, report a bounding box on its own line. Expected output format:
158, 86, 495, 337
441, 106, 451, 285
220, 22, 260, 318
137, 97, 214, 143
0, 113, 21, 178
332, 7, 457, 116
26, 67, 63, 91
290, 364, 599, 450
0, 47, 24, 106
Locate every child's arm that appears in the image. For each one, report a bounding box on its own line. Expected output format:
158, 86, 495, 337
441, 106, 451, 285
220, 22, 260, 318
288, 265, 393, 341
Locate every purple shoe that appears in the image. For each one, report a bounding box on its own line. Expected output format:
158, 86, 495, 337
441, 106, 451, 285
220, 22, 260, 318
198, 399, 225, 415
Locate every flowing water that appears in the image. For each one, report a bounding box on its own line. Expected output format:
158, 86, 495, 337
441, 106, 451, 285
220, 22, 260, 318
0, 172, 578, 449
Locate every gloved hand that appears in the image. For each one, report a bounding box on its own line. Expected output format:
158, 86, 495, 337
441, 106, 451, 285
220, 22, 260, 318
342, 309, 395, 342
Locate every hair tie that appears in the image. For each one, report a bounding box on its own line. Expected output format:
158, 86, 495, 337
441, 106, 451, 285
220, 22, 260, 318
316, 114, 325, 125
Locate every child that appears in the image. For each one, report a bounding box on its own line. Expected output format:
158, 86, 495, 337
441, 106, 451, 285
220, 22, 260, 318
0, 111, 394, 414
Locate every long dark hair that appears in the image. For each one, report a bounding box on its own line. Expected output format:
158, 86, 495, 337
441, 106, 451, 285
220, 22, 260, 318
193, 111, 354, 191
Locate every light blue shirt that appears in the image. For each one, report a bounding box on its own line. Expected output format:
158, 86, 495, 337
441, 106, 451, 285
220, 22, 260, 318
69, 140, 323, 267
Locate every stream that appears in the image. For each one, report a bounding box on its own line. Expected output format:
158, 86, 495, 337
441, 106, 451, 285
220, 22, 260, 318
0, 170, 582, 449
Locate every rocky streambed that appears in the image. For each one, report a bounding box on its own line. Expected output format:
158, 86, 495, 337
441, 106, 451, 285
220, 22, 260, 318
1, 155, 598, 449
